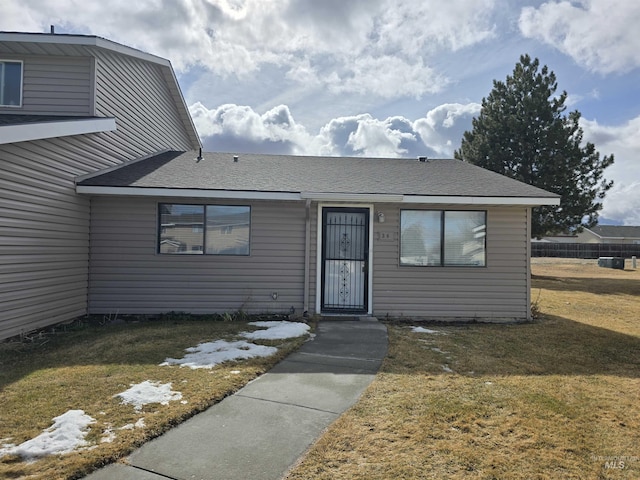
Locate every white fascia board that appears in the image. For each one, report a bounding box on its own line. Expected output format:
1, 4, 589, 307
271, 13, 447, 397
75, 186, 302, 201
401, 195, 561, 206
0, 33, 170, 67
74, 186, 561, 206
300, 192, 404, 202
0, 117, 116, 144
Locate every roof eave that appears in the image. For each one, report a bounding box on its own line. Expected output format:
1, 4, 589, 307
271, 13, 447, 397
0, 32, 171, 66
0, 117, 116, 144
74, 186, 561, 206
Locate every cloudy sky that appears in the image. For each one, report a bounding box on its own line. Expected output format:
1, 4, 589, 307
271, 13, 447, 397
3, 0, 640, 225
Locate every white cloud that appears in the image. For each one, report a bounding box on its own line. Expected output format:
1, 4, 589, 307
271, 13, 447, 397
189, 102, 317, 154
190, 101, 478, 158
345, 115, 418, 158
580, 115, 640, 224
414, 103, 481, 156
1, 0, 497, 98
519, 1, 640, 74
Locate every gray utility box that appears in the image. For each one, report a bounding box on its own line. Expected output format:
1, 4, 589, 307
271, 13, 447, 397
597, 257, 625, 269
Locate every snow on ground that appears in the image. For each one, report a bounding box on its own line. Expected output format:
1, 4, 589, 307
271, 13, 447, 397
411, 326, 441, 334
160, 340, 278, 369
100, 427, 116, 443
115, 381, 182, 411
0, 410, 95, 460
242, 321, 310, 340
120, 418, 145, 430
1, 321, 310, 461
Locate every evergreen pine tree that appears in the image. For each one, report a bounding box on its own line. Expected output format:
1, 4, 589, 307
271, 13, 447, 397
455, 54, 614, 238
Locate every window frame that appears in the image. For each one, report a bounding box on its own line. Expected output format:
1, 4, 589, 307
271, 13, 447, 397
0, 60, 23, 108
399, 209, 487, 267
158, 203, 251, 256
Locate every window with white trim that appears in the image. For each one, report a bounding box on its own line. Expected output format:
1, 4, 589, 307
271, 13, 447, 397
400, 210, 486, 266
0, 60, 23, 107
158, 204, 250, 255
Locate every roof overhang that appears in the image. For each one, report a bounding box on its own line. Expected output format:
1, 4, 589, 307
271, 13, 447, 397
0, 32, 171, 66
0, 117, 116, 144
74, 185, 561, 206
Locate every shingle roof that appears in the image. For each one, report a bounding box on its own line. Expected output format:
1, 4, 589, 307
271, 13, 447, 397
589, 225, 640, 239
78, 150, 559, 201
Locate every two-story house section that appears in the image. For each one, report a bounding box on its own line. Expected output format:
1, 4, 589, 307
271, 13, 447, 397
0, 32, 201, 340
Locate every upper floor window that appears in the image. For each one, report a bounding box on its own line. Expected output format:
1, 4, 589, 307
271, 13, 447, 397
158, 204, 251, 255
0, 61, 23, 107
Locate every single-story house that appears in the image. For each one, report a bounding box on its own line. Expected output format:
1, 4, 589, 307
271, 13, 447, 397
0, 31, 559, 341
76, 151, 559, 323
574, 225, 640, 244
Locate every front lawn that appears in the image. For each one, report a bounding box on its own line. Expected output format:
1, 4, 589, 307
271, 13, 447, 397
285, 259, 640, 479
0, 318, 309, 479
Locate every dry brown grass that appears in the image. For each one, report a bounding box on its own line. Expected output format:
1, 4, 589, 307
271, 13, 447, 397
286, 259, 640, 479
0, 318, 307, 479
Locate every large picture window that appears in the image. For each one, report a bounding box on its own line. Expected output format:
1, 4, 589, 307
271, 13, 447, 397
159, 204, 250, 255
0, 61, 23, 107
400, 210, 486, 266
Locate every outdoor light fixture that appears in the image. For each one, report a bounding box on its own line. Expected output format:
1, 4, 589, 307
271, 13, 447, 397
377, 211, 385, 223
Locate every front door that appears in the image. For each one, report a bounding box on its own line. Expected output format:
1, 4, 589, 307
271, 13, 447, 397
321, 207, 369, 313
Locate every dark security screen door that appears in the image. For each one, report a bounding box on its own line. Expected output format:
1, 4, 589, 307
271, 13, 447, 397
321, 208, 369, 313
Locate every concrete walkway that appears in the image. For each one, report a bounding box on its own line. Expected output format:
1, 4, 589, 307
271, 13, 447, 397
84, 318, 387, 480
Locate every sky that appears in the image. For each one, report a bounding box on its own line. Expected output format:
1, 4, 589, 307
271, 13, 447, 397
2, 0, 639, 225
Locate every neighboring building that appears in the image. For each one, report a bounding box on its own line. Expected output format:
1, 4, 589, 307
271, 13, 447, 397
0, 32, 200, 340
574, 226, 640, 244
531, 234, 578, 244
1, 32, 559, 341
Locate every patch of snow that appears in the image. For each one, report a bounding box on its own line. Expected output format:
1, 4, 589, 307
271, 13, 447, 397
100, 427, 116, 443
242, 321, 310, 340
431, 347, 448, 354
441, 364, 454, 373
115, 381, 182, 411
230, 370, 241, 374
411, 326, 440, 334
0, 410, 95, 460
160, 340, 277, 369
119, 417, 145, 431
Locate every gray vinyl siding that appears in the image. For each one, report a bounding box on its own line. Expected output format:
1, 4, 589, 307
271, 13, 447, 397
370, 204, 529, 321
0, 55, 93, 115
88, 197, 306, 315
87, 200, 529, 321
0, 48, 198, 340
93, 50, 193, 155
0, 137, 100, 340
